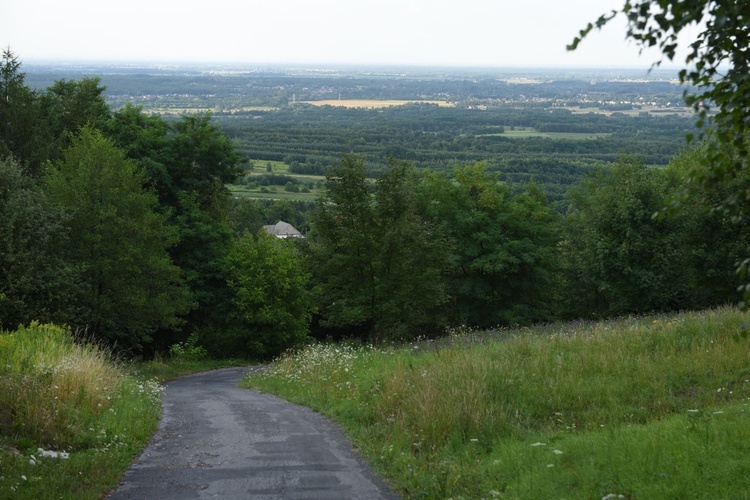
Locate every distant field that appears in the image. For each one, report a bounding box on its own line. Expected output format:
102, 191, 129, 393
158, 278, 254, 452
481, 128, 611, 140
245, 159, 292, 173
569, 106, 694, 117
297, 99, 455, 109
228, 186, 320, 202
244, 173, 326, 183
230, 190, 319, 202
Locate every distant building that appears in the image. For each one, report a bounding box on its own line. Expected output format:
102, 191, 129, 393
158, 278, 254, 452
262, 221, 304, 239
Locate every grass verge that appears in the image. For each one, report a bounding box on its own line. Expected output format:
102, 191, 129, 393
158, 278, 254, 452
242, 307, 750, 498
0, 323, 161, 499
0, 323, 246, 499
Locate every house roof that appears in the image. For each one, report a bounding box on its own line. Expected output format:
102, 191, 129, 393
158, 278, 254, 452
262, 221, 304, 238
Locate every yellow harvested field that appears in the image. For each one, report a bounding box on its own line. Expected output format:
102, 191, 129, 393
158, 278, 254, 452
298, 99, 455, 109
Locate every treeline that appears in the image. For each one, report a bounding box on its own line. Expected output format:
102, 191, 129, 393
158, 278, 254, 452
24, 65, 687, 109
280, 152, 746, 344
3, 51, 745, 359
218, 104, 693, 201
0, 50, 251, 355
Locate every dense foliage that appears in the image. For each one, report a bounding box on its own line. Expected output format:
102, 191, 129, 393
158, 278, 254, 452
1, 49, 748, 355
218, 104, 692, 202
45, 128, 191, 350
572, 0, 750, 303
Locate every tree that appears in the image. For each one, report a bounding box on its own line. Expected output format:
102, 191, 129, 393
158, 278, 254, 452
308, 155, 447, 341
220, 231, 313, 358
417, 164, 560, 326
370, 159, 447, 339
0, 157, 79, 327
0, 49, 48, 174
569, 1, 750, 303
40, 77, 110, 165
164, 114, 243, 217
560, 157, 687, 317
105, 106, 244, 347
103, 104, 172, 199
45, 127, 191, 350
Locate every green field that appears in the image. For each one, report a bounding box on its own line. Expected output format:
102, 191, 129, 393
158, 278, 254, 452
244, 307, 750, 499
483, 128, 612, 140
245, 159, 292, 173
228, 186, 320, 201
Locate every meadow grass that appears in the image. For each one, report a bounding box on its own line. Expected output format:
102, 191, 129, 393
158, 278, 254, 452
0, 323, 162, 499
228, 187, 320, 202
243, 307, 750, 498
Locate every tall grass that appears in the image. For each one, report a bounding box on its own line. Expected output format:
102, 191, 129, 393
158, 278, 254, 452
0, 322, 162, 499
0, 323, 125, 447
244, 307, 750, 498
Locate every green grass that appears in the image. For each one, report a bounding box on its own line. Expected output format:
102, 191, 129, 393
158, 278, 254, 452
229, 187, 320, 201
246, 159, 291, 173
136, 357, 249, 383
0, 323, 162, 499
0, 323, 248, 499
242, 308, 750, 498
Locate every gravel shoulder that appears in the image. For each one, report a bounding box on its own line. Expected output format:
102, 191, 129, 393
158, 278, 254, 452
108, 367, 398, 499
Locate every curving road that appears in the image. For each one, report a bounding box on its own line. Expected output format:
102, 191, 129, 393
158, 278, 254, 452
109, 367, 397, 499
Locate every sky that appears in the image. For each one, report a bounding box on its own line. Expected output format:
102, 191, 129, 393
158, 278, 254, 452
2, 0, 684, 69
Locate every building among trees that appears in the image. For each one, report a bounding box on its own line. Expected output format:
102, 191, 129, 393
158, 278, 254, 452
263, 221, 304, 239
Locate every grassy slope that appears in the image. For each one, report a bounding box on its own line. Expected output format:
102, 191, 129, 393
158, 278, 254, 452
0, 324, 244, 500
243, 308, 750, 498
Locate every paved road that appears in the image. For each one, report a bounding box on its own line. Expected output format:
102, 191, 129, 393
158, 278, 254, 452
109, 367, 397, 499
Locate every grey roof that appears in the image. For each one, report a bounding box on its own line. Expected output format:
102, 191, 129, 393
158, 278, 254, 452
262, 221, 304, 238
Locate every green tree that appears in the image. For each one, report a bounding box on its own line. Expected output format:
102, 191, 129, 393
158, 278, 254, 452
561, 157, 689, 317
570, 1, 750, 302
103, 104, 172, 198
664, 147, 750, 307
0, 49, 48, 174
165, 114, 243, 217
417, 164, 559, 326
308, 155, 447, 341
105, 106, 244, 347
41, 77, 110, 162
228, 198, 265, 237
0, 157, 79, 327
370, 159, 447, 339
45, 127, 191, 350
221, 231, 312, 358
168, 190, 234, 345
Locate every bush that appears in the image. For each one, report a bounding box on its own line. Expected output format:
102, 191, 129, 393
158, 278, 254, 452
168, 332, 208, 361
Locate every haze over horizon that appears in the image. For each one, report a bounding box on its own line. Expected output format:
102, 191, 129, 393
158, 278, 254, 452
3, 0, 697, 72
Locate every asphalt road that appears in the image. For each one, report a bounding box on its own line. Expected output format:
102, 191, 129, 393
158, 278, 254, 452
108, 367, 398, 499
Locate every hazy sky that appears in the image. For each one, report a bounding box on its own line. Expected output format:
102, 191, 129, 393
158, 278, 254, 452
2, 0, 680, 69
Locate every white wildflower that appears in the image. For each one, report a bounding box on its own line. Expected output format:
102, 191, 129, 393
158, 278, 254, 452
552, 449, 564, 455
531, 442, 546, 447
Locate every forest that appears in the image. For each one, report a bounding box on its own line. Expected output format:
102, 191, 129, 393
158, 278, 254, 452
2, 49, 748, 359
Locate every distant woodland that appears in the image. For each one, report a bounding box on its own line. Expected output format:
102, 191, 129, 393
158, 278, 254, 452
3, 52, 746, 358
